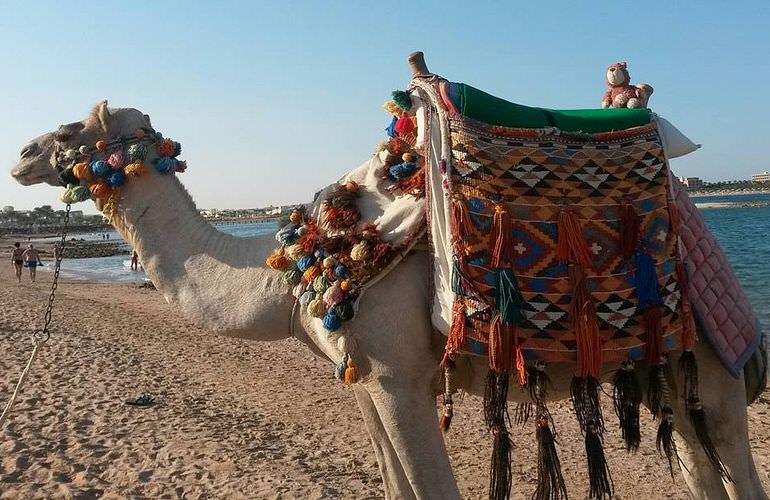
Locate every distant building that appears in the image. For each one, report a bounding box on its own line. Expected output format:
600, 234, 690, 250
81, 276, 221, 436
2, 206, 13, 213
679, 176, 704, 190
752, 171, 770, 183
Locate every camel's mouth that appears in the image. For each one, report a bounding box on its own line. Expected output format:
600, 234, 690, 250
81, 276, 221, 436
11, 159, 60, 186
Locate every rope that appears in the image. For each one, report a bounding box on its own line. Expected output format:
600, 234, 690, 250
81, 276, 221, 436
0, 340, 43, 427
0, 204, 71, 428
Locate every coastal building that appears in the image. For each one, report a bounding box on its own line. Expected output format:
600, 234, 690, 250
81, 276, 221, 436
2, 206, 13, 213
752, 171, 770, 183
679, 176, 703, 190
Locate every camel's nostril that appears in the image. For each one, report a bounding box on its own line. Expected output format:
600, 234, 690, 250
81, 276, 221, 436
20, 144, 37, 159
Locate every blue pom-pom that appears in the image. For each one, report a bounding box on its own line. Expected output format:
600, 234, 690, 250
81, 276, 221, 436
155, 157, 177, 174
105, 169, 126, 187
385, 116, 398, 138
389, 161, 416, 179
297, 254, 316, 272
173, 142, 182, 157
334, 265, 350, 279
322, 309, 342, 331
275, 223, 298, 245
154, 131, 164, 140
90, 160, 109, 177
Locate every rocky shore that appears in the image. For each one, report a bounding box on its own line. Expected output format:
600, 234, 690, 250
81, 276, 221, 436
2, 237, 128, 260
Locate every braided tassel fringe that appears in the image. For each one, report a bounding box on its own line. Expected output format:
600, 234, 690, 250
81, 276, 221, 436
649, 357, 681, 478
485, 370, 512, 500
530, 363, 567, 500
612, 360, 642, 452
571, 376, 612, 499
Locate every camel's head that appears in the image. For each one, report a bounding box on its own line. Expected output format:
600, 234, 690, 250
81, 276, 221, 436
606, 62, 631, 87
11, 100, 152, 189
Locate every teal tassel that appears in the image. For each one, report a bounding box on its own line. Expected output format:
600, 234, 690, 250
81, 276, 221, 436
494, 269, 523, 325
392, 90, 412, 111
452, 257, 465, 295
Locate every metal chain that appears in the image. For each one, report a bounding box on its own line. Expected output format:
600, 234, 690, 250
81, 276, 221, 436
32, 203, 71, 344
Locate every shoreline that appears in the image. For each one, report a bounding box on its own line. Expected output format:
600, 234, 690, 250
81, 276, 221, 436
687, 188, 770, 197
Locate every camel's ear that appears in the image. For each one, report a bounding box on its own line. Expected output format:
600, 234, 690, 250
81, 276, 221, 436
143, 114, 153, 128
89, 100, 111, 133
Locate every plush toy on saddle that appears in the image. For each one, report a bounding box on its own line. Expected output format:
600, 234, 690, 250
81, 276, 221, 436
601, 61, 654, 109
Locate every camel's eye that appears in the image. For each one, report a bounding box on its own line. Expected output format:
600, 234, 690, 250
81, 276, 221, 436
54, 131, 70, 143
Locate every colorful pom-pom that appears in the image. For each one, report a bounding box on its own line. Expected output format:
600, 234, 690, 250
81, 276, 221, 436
127, 143, 147, 161
156, 139, 176, 157
78, 145, 89, 155
334, 265, 350, 279
322, 309, 342, 331
385, 116, 398, 138
344, 357, 360, 384
105, 169, 126, 187
285, 243, 305, 261
392, 90, 412, 111
308, 298, 326, 318
303, 265, 322, 283
283, 269, 301, 286
173, 141, 182, 157
322, 256, 335, 269
88, 182, 112, 199
60, 185, 91, 204
155, 157, 177, 174
90, 160, 109, 177
276, 224, 299, 245
297, 254, 316, 272
335, 301, 354, 321
73, 162, 94, 182
296, 225, 308, 237
383, 101, 402, 116
402, 152, 414, 162
175, 160, 187, 173
293, 282, 307, 298
394, 113, 415, 135
95, 140, 107, 151
389, 162, 416, 179
313, 275, 331, 294
64, 149, 77, 160
299, 290, 316, 306
340, 279, 352, 292
265, 248, 290, 270
323, 282, 344, 308
334, 357, 347, 381
290, 211, 301, 223
107, 151, 125, 169
124, 162, 147, 177
350, 241, 371, 261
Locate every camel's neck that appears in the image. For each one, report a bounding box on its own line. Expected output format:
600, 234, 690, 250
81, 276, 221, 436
110, 172, 294, 341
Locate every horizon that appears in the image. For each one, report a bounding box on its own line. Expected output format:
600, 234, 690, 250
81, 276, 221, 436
2, 1, 769, 214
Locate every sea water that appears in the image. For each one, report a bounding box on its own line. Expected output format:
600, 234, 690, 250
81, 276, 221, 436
42, 205, 770, 332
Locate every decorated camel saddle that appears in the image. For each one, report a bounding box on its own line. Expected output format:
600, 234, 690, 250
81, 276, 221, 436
266, 58, 763, 498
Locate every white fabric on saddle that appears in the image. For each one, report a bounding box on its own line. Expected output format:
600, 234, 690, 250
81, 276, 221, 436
654, 114, 701, 159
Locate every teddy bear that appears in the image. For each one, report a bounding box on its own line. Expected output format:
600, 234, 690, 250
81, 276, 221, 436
601, 62, 654, 109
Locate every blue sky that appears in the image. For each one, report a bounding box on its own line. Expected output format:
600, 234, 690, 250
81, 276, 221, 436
2, 0, 768, 213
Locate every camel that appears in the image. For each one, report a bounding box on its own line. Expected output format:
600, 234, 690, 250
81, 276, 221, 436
10, 55, 767, 499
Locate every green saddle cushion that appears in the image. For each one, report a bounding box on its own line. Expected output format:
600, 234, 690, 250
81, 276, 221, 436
454, 83, 651, 133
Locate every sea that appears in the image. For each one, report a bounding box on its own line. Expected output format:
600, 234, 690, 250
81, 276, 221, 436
40, 198, 770, 333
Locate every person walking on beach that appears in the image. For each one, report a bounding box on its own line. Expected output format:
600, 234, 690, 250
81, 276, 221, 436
11, 242, 24, 284
130, 250, 139, 270
22, 244, 42, 283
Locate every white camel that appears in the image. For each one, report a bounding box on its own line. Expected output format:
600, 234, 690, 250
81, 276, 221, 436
10, 57, 767, 499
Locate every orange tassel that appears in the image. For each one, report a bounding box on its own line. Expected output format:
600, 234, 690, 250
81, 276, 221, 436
676, 261, 696, 351
619, 201, 640, 259
668, 200, 681, 233
488, 314, 512, 373
446, 301, 467, 354
569, 265, 603, 378
344, 357, 360, 384
490, 204, 512, 268
515, 345, 527, 386
643, 305, 664, 365
557, 209, 591, 267
451, 195, 474, 248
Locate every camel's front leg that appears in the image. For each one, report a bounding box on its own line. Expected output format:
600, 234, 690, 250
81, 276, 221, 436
352, 384, 415, 499
363, 371, 460, 500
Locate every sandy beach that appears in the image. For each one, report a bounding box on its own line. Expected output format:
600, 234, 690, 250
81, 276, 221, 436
0, 260, 768, 498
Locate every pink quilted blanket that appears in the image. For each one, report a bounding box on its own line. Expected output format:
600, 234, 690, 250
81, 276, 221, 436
675, 179, 762, 377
